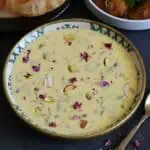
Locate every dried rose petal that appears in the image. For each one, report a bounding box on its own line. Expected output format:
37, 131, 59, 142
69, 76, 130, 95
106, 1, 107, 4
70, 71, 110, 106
49, 122, 57, 128
72, 115, 81, 120
104, 140, 112, 147
73, 101, 82, 110
104, 43, 112, 49
22, 57, 29, 63
39, 94, 46, 99
69, 77, 77, 84
22, 50, 31, 63
132, 140, 141, 150
32, 64, 40, 72
98, 81, 110, 88
80, 120, 88, 129
80, 52, 90, 62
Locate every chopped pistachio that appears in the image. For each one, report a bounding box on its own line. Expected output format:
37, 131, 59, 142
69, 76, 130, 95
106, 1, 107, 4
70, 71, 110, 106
39, 44, 45, 49
86, 92, 93, 100
63, 85, 77, 94
68, 64, 78, 72
44, 96, 56, 103
24, 73, 32, 79
34, 107, 41, 116
104, 57, 108, 66
42, 53, 47, 60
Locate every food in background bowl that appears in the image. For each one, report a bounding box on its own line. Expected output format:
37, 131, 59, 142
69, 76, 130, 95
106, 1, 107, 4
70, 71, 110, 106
0, 0, 66, 17
95, 0, 150, 19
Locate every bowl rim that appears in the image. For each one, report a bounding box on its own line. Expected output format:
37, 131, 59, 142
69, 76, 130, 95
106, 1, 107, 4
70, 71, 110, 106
3, 18, 147, 139
88, 0, 150, 23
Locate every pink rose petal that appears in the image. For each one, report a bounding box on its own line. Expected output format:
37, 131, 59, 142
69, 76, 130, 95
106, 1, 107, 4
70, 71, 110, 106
98, 81, 110, 88
73, 101, 82, 110
104, 43, 112, 50
22, 50, 31, 63
32, 64, 40, 72
132, 140, 141, 150
80, 52, 90, 62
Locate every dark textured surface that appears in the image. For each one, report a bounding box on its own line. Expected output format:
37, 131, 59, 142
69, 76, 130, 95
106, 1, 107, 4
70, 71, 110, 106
0, 1, 150, 150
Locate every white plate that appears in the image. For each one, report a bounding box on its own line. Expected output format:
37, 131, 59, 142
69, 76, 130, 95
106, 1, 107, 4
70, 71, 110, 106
85, 0, 150, 30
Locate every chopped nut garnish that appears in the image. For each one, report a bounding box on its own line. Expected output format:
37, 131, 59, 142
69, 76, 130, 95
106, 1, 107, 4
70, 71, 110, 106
80, 120, 88, 129
63, 85, 77, 94
86, 92, 93, 100
24, 73, 32, 79
103, 57, 108, 66
68, 64, 78, 72
42, 53, 47, 60
39, 44, 45, 49
44, 96, 56, 103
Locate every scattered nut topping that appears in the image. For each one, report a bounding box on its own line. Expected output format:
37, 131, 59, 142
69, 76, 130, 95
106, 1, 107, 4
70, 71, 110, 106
44, 74, 53, 88
24, 73, 32, 79
34, 87, 39, 92
63, 85, 77, 94
82, 114, 87, 117
44, 96, 56, 103
68, 64, 78, 72
80, 120, 88, 129
103, 57, 108, 66
72, 115, 81, 120
38, 44, 45, 49
42, 52, 47, 60
86, 92, 93, 100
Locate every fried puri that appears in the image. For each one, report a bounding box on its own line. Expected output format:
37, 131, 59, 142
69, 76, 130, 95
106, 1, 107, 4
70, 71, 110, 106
5, 0, 66, 17
0, 0, 5, 10
128, 1, 150, 19
106, 0, 128, 17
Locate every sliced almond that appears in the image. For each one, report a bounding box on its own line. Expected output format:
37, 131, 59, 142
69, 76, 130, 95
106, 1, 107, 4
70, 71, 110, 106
44, 96, 56, 103
63, 85, 77, 94
44, 74, 53, 88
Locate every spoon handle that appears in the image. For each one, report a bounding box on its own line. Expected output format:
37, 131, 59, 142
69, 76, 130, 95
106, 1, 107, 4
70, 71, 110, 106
117, 115, 148, 150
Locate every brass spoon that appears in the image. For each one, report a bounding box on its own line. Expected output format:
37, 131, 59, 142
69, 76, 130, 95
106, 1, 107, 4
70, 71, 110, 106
117, 94, 150, 150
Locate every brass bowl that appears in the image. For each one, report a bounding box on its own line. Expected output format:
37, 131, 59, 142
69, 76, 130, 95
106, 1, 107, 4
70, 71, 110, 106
3, 19, 146, 139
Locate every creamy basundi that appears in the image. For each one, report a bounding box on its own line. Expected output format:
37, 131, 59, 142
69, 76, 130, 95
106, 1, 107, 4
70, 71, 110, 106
11, 29, 137, 136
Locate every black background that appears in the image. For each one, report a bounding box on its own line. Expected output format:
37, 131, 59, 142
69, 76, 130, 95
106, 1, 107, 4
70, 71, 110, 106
0, 1, 150, 150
